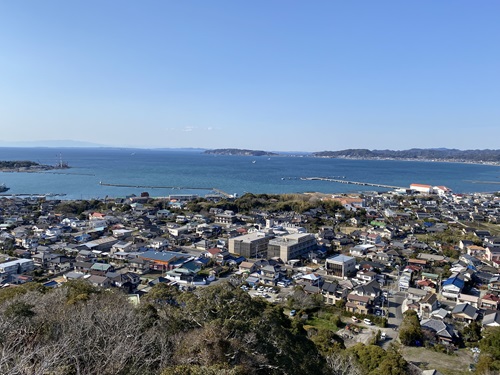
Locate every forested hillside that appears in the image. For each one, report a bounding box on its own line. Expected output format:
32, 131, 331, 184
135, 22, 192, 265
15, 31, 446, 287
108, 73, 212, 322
0, 281, 412, 375
313, 149, 500, 163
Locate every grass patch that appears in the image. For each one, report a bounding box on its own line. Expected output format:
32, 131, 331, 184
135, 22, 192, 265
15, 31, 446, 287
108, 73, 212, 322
463, 221, 500, 236
305, 312, 342, 332
402, 347, 473, 375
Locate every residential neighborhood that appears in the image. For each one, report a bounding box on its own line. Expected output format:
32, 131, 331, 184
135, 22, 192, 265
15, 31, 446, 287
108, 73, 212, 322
1, 187, 500, 373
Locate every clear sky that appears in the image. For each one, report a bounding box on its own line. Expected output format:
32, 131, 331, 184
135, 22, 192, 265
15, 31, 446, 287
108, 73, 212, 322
1, 1, 499, 151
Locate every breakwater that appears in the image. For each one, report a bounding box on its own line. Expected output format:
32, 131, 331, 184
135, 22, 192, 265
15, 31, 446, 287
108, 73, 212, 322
99, 182, 233, 198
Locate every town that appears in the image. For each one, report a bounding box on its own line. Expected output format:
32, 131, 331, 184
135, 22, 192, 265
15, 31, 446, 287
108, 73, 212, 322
1, 183, 500, 374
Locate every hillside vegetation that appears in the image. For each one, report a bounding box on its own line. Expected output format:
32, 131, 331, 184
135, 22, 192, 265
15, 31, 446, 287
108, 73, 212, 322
0, 281, 412, 375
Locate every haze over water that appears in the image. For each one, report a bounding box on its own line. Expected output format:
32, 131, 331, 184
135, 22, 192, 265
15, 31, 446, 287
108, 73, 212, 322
0, 148, 499, 200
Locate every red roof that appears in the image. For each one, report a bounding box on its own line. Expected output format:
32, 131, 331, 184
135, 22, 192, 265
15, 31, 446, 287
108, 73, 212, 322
207, 248, 222, 255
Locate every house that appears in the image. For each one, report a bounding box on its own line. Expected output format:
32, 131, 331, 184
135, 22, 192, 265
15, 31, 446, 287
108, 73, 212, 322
139, 251, 190, 271
215, 251, 232, 265
419, 292, 439, 319
128, 257, 150, 274
488, 276, 500, 292
107, 272, 141, 292
87, 275, 111, 288
110, 241, 133, 255
417, 278, 437, 293
74, 261, 93, 274
456, 293, 480, 308
430, 308, 449, 320
259, 264, 281, 285
239, 261, 257, 274
441, 274, 465, 299
90, 263, 114, 276
480, 294, 500, 311
353, 280, 381, 298
321, 281, 349, 305
350, 244, 374, 257
420, 318, 457, 344
299, 273, 322, 286
485, 247, 500, 266
345, 293, 373, 315
482, 311, 500, 328
354, 270, 376, 285
451, 303, 479, 323
150, 237, 169, 250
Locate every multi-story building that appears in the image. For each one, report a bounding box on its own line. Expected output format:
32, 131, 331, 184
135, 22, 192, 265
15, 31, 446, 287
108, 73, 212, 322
0, 259, 35, 282
228, 232, 273, 259
267, 233, 316, 262
325, 254, 356, 278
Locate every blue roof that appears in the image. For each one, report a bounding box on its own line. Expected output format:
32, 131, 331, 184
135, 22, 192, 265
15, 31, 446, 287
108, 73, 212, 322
43, 280, 59, 288
442, 275, 465, 289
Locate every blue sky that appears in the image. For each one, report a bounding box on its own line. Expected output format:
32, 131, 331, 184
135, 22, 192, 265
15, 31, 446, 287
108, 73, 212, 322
0, 1, 499, 151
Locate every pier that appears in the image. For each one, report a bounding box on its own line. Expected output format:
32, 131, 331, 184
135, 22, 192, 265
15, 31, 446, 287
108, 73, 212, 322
465, 180, 500, 185
301, 177, 403, 190
99, 182, 234, 198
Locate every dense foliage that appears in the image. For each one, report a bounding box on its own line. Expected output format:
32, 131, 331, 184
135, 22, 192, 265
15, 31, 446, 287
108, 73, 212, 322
0, 160, 41, 168
0, 280, 412, 375
476, 327, 500, 374
398, 310, 423, 346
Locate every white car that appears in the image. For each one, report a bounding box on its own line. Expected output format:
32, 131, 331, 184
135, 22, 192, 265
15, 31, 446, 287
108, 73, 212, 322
363, 318, 373, 325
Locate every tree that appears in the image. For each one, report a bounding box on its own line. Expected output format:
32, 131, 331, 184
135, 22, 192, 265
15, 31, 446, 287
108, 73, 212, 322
477, 327, 500, 374
461, 320, 482, 343
399, 310, 423, 346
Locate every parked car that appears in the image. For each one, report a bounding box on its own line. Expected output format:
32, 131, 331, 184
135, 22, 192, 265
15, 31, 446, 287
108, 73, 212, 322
352, 316, 360, 323
363, 318, 373, 325
290, 310, 296, 317
381, 332, 387, 340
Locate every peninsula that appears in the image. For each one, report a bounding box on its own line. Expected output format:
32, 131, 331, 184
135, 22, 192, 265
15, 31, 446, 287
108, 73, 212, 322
0, 160, 69, 172
313, 148, 500, 165
204, 148, 278, 157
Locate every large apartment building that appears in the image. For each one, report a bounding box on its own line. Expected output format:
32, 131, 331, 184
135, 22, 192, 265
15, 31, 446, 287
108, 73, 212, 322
228, 232, 273, 259
267, 233, 317, 262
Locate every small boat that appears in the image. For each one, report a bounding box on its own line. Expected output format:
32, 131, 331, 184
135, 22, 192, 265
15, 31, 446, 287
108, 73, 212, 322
0, 183, 10, 193
252, 160, 256, 164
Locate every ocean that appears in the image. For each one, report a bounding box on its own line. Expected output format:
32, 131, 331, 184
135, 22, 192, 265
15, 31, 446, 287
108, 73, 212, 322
0, 147, 499, 200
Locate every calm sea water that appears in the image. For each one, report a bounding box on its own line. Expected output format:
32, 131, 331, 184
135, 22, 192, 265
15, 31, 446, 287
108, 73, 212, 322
0, 148, 499, 200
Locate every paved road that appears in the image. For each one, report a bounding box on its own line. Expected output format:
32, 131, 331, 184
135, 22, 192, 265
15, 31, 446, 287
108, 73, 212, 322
387, 292, 404, 328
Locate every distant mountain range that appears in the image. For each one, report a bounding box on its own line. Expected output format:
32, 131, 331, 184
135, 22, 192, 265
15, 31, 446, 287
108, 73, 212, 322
313, 148, 500, 163
0, 140, 106, 148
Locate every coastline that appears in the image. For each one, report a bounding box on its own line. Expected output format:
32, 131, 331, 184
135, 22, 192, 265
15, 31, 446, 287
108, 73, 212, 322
311, 155, 500, 167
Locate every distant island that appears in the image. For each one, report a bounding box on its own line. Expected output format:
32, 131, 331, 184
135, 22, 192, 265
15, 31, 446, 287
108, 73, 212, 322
204, 148, 278, 157
313, 148, 500, 165
0, 160, 69, 172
